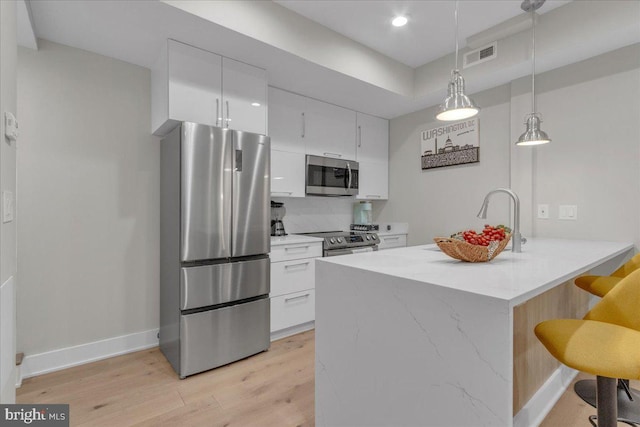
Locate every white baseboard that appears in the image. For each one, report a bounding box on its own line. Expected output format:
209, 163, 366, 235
20, 329, 159, 381
270, 321, 314, 342
514, 365, 578, 427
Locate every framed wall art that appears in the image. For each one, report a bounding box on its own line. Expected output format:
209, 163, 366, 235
420, 118, 479, 170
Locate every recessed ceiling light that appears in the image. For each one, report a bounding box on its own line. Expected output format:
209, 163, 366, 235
391, 16, 408, 27
251, 102, 261, 107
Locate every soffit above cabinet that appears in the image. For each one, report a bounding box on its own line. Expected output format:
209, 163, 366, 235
24, 1, 640, 119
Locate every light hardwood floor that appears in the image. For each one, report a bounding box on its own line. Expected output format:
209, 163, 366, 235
17, 331, 314, 427
17, 330, 637, 426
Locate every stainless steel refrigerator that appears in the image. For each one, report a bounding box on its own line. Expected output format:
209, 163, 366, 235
160, 122, 270, 378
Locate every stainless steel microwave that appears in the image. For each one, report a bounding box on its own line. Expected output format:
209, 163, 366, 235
306, 155, 358, 197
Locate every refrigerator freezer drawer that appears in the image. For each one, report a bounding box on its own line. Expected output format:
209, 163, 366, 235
180, 298, 270, 377
180, 257, 270, 310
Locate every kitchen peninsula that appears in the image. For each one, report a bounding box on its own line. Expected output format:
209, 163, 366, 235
314, 239, 633, 427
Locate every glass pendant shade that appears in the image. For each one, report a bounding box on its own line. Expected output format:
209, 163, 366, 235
516, 113, 550, 146
436, 70, 480, 121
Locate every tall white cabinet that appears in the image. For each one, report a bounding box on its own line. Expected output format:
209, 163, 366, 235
152, 39, 266, 136
356, 112, 389, 200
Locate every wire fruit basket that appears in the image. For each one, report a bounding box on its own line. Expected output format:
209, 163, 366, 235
433, 234, 511, 262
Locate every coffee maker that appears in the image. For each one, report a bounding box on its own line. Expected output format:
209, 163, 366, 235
271, 201, 287, 236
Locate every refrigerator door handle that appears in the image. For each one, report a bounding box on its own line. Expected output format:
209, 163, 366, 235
235, 149, 243, 172
216, 98, 220, 127
225, 100, 230, 129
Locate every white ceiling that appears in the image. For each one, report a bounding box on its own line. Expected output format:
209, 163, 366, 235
274, 0, 570, 67
19, 0, 640, 120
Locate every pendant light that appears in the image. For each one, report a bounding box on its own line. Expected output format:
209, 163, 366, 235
516, 0, 551, 146
436, 0, 480, 122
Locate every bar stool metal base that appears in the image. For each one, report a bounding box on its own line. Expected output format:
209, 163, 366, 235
575, 379, 640, 425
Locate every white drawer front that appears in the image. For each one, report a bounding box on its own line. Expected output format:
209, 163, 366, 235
271, 258, 315, 297
378, 234, 407, 250
270, 290, 315, 333
270, 242, 322, 262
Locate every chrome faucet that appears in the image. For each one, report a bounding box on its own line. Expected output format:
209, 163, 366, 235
477, 188, 525, 253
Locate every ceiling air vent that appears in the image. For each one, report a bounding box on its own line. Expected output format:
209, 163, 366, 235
463, 42, 497, 69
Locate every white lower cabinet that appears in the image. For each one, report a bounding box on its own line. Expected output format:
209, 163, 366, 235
270, 240, 322, 339
378, 234, 407, 250
270, 290, 316, 333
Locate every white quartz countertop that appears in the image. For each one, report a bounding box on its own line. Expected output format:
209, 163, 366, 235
270, 234, 323, 246
317, 238, 633, 306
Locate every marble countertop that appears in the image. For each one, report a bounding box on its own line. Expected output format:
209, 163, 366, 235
317, 238, 633, 305
270, 234, 323, 246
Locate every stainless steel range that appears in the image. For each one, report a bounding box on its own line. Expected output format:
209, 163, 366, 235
299, 231, 380, 257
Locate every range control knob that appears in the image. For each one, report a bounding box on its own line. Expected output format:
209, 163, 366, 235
337, 237, 343, 243
329, 238, 336, 244
366, 234, 371, 240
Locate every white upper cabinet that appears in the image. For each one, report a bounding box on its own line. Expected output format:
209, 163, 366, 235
152, 40, 266, 136
268, 87, 357, 160
268, 88, 306, 153
357, 160, 388, 200
356, 112, 389, 163
271, 150, 305, 198
222, 57, 266, 135
356, 112, 389, 200
167, 40, 221, 131
305, 98, 356, 160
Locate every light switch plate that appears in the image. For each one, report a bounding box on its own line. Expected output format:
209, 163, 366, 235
2, 191, 13, 223
559, 205, 577, 220
537, 204, 549, 219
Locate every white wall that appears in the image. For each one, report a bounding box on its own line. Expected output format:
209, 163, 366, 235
0, 0, 18, 403
375, 86, 512, 246
522, 51, 640, 248
17, 40, 160, 356
380, 44, 640, 251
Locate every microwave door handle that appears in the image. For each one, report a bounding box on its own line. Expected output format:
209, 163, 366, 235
347, 163, 352, 189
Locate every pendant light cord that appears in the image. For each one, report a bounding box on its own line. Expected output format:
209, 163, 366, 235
455, 0, 459, 71
531, 6, 536, 113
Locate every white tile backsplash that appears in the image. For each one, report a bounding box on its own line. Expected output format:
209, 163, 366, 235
271, 197, 355, 234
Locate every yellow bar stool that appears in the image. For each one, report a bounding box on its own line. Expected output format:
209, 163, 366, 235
575, 253, 640, 297
574, 253, 640, 422
536, 269, 640, 427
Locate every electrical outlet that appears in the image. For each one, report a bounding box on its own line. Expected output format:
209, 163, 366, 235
559, 205, 578, 220
537, 204, 549, 219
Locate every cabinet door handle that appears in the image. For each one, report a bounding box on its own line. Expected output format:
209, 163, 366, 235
366, 195, 381, 199
384, 236, 400, 241
284, 261, 311, 269
284, 245, 310, 251
323, 152, 342, 158
285, 293, 310, 303
216, 98, 220, 127
225, 100, 230, 128
271, 191, 293, 195
301, 112, 305, 138
358, 125, 362, 147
